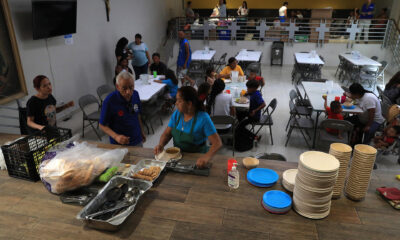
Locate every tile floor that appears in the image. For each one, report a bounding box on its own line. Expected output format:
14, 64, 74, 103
57, 65, 400, 172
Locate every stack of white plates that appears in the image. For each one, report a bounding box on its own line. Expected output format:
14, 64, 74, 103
293, 151, 339, 219
329, 143, 353, 199
345, 144, 377, 201
282, 169, 297, 192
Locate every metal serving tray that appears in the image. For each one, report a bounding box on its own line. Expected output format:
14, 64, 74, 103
76, 176, 152, 231
130, 159, 167, 182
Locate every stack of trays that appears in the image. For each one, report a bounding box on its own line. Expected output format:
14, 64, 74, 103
293, 151, 339, 219
261, 190, 292, 214
282, 169, 298, 192
329, 143, 353, 199
247, 168, 279, 187
345, 144, 377, 201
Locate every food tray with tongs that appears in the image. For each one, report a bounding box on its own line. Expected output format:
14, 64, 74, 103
165, 157, 211, 176
76, 176, 152, 231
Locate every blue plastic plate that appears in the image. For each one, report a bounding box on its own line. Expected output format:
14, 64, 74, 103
261, 200, 291, 213
342, 105, 355, 109
247, 168, 279, 185
247, 177, 274, 188
263, 190, 292, 209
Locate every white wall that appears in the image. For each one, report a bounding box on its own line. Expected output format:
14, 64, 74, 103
0, 0, 181, 133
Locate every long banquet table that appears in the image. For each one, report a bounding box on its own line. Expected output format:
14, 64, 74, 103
1, 134, 400, 240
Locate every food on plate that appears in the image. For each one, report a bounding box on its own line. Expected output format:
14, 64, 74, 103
236, 96, 248, 104
132, 166, 161, 181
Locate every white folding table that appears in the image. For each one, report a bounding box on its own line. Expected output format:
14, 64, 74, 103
191, 50, 216, 61
135, 76, 166, 102
295, 53, 325, 65
235, 50, 262, 62
301, 81, 363, 148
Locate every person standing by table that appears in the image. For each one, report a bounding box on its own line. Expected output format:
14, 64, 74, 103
26, 75, 74, 134
345, 83, 384, 144
100, 71, 146, 147
237, 1, 248, 17
150, 53, 168, 76
115, 37, 132, 62
128, 33, 151, 78
358, 0, 375, 42
218, 0, 227, 18
219, 57, 244, 81
154, 86, 222, 168
177, 31, 192, 85
279, 2, 288, 23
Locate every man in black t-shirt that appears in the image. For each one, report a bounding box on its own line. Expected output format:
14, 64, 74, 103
149, 53, 168, 76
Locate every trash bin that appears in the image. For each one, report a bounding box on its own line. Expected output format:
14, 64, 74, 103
271, 41, 284, 66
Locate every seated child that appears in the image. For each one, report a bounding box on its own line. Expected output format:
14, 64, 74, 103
373, 126, 400, 149
322, 95, 344, 138
247, 70, 265, 87
205, 67, 216, 85
244, 79, 266, 122
154, 68, 178, 99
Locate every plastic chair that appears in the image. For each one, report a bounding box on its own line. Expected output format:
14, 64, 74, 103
78, 94, 102, 140
252, 98, 277, 145
211, 115, 236, 156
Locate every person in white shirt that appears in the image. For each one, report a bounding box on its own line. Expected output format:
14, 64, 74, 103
237, 1, 248, 17
207, 79, 236, 134
279, 2, 288, 22
345, 83, 385, 144
218, 0, 227, 18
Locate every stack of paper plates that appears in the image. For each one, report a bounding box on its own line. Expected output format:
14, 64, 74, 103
329, 143, 353, 199
261, 190, 292, 214
293, 151, 339, 219
345, 144, 377, 201
247, 168, 279, 187
282, 169, 297, 192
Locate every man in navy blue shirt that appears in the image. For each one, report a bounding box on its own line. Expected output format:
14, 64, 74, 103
176, 31, 192, 85
358, 0, 375, 42
100, 71, 146, 146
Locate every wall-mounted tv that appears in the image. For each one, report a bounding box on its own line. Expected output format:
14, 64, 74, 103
32, 0, 77, 40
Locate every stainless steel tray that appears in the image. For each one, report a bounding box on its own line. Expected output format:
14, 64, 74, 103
130, 159, 166, 182
76, 176, 152, 231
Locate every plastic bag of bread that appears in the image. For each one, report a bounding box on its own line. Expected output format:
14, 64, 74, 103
39, 141, 128, 194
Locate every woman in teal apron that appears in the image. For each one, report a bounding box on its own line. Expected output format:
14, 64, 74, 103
154, 86, 222, 168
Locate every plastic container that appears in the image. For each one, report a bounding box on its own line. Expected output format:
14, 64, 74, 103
228, 163, 239, 189
227, 158, 237, 174
1, 127, 72, 181
218, 29, 231, 40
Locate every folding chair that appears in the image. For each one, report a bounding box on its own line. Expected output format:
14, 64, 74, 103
252, 98, 277, 145
318, 119, 353, 146
78, 94, 102, 140
285, 100, 314, 149
211, 115, 236, 156
96, 84, 114, 107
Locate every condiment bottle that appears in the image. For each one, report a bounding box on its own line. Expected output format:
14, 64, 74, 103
228, 163, 239, 189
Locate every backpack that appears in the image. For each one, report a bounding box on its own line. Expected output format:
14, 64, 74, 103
234, 118, 256, 152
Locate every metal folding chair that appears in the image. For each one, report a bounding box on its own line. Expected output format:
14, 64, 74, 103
78, 94, 102, 140
318, 119, 353, 145
211, 115, 236, 156
96, 84, 114, 107
252, 98, 277, 145
285, 100, 314, 149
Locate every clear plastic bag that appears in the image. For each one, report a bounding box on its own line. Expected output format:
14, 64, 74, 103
39, 141, 128, 194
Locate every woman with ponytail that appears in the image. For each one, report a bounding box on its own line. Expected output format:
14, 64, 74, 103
154, 86, 222, 168
207, 79, 235, 134
345, 83, 384, 144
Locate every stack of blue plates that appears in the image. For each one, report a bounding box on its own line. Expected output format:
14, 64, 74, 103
247, 168, 279, 187
262, 190, 292, 214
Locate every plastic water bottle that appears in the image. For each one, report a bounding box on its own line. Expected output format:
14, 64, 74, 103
252, 138, 258, 152
228, 163, 239, 189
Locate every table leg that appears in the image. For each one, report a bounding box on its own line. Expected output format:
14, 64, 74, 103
312, 111, 321, 149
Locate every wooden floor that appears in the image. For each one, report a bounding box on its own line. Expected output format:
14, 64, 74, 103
1, 136, 400, 240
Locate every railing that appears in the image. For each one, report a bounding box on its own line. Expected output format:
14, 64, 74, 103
176, 17, 388, 46
383, 20, 400, 69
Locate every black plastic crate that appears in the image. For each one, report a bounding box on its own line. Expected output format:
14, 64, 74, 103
1, 127, 72, 181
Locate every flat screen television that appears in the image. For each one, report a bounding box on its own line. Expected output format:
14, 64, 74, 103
32, 0, 77, 40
